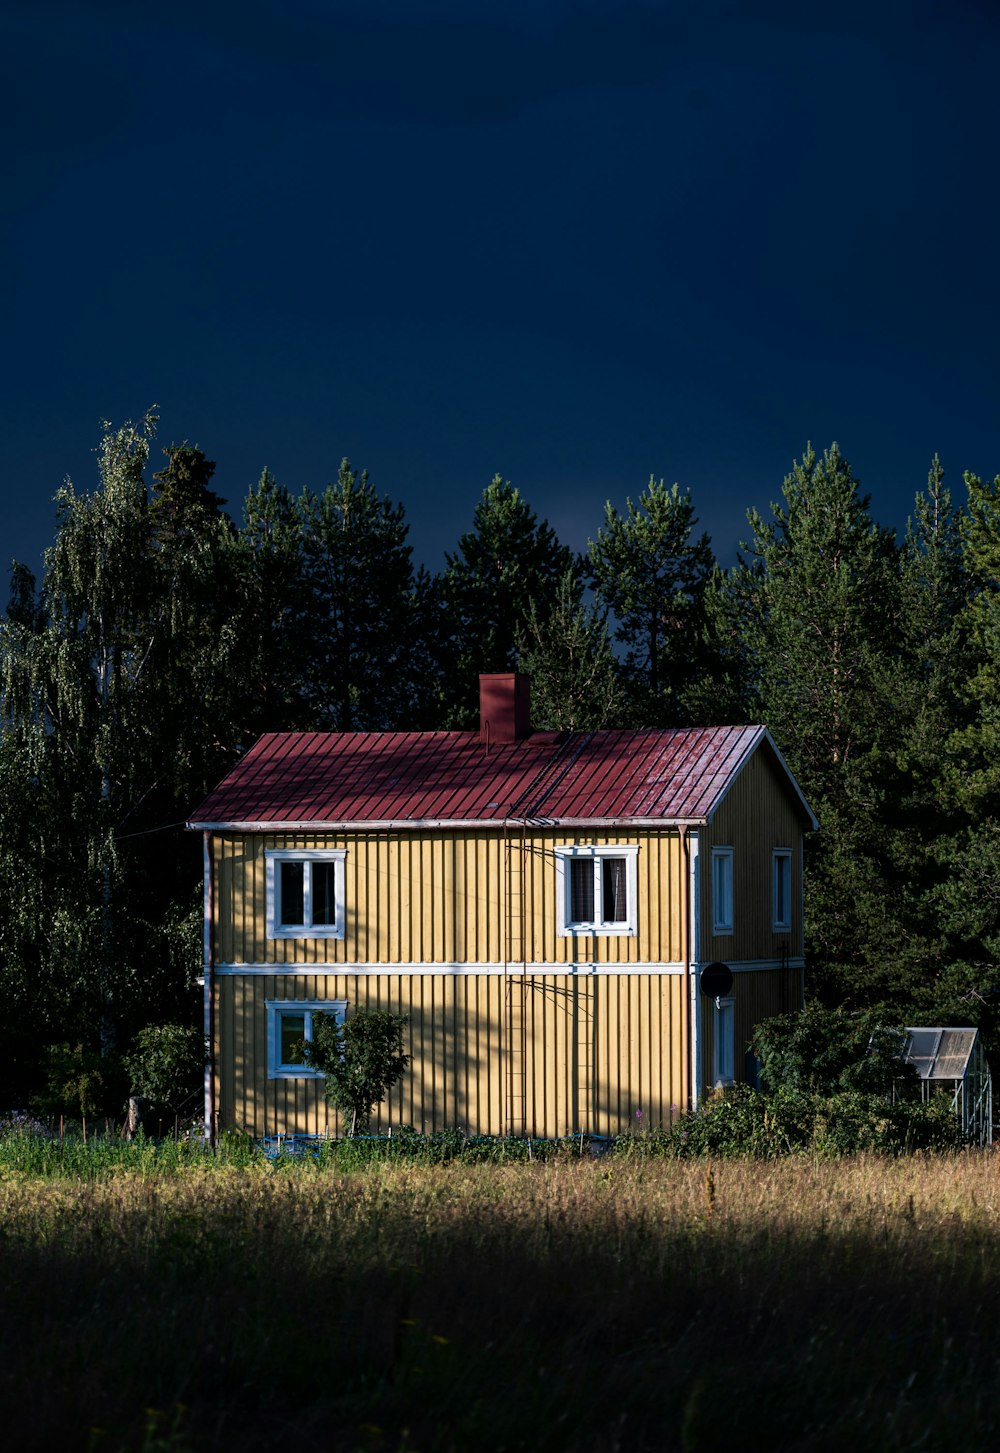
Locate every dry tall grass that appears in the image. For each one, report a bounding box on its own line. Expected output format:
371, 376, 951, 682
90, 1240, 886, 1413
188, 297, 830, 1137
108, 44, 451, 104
2, 1152, 1000, 1451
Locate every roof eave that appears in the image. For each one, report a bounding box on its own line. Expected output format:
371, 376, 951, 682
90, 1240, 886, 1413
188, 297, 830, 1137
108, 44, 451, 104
702, 726, 819, 832
186, 815, 711, 833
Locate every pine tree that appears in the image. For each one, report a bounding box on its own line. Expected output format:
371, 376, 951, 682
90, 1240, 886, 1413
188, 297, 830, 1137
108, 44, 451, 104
516, 568, 623, 730
440, 477, 576, 725
589, 477, 716, 725
951, 469, 1000, 811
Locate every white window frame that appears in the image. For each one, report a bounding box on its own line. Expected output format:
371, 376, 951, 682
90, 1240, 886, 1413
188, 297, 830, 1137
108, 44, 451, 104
711, 846, 734, 935
772, 848, 792, 932
266, 849, 346, 939
554, 845, 639, 937
712, 996, 735, 1087
266, 999, 347, 1079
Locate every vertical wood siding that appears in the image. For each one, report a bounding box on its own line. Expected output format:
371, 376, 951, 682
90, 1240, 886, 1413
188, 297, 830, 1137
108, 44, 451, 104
215, 971, 687, 1139
214, 829, 685, 968
700, 749, 805, 965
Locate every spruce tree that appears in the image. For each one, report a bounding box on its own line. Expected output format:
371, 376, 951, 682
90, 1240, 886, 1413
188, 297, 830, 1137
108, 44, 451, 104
232, 468, 310, 734
298, 460, 415, 731
730, 443, 903, 1007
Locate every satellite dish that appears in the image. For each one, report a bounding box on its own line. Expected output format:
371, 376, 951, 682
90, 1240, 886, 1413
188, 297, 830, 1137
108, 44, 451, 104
700, 961, 733, 998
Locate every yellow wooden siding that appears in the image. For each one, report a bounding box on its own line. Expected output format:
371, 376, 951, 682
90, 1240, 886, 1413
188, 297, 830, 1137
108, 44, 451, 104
700, 749, 805, 964
214, 829, 686, 967
214, 971, 687, 1139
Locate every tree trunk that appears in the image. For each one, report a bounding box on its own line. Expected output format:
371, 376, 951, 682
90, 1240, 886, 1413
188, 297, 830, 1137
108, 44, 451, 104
123, 1096, 143, 1140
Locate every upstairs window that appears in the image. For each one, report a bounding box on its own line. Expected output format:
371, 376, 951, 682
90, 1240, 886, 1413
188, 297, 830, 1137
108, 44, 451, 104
772, 849, 792, 932
556, 846, 639, 936
266, 850, 346, 939
711, 847, 734, 935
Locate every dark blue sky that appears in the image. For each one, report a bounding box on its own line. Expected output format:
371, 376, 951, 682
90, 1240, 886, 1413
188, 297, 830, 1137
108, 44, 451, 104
4, 0, 999, 581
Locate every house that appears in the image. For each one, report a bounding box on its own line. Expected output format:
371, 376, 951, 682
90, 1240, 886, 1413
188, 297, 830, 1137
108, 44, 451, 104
187, 673, 817, 1141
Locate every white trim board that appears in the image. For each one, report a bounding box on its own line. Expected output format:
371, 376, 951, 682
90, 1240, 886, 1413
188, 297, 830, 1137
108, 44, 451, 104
213, 957, 803, 977
216, 960, 684, 977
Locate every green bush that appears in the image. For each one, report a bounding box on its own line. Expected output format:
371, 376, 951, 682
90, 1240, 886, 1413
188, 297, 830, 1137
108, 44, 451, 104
614, 1084, 964, 1159
750, 1004, 918, 1097
31, 1041, 127, 1119
122, 1023, 203, 1114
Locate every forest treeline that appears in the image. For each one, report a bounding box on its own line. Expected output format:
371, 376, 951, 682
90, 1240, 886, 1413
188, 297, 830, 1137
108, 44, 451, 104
1, 411, 999, 1107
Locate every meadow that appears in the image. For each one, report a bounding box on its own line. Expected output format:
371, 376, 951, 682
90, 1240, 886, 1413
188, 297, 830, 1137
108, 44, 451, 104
2, 1140, 999, 1452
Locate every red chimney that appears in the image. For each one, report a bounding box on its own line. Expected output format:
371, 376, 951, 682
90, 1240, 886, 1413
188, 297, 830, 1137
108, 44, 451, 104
479, 672, 531, 746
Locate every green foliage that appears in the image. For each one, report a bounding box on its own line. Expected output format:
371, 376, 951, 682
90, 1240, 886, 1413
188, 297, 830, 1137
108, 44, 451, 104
302, 1009, 411, 1135
615, 1086, 962, 1158
589, 476, 717, 724
516, 567, 623, 729
441, 476, 576, 725
954, 468, 1000, 810
122, 1024, 203, 1112
229, 467, 309, 734
727, 443, 908, 1006
750, 1005, 915, 1097
732, 442, 900, 801
0, 416, 231, 1058
151, 443, 227, 554
298, 459, 417, 730
32, 1042, 126, 1119
0, 1126, 265, 1177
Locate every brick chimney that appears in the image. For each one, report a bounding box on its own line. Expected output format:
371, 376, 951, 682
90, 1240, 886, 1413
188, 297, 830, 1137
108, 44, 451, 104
479, 672, 531, 746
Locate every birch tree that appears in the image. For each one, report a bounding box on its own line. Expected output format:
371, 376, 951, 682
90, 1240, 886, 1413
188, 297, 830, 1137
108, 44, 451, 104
0, 416, 218, 1063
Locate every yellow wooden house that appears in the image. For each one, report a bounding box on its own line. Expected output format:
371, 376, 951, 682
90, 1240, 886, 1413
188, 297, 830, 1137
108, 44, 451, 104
187, 673, 817, 1140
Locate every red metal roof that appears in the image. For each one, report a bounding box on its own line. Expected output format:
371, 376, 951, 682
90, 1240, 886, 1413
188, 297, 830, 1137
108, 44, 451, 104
188, 725, 816, 829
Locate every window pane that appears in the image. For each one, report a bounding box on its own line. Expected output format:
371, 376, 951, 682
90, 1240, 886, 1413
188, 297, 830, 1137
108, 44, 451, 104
312, 862, 337, 926
715, 1001, 734, 1084
714, 852, 733, 929
279, 861, 305, 926
280, 1012, 307, 1065
602, 858, 627, 922
775, 855, 789, 925
570, 859, 594, 922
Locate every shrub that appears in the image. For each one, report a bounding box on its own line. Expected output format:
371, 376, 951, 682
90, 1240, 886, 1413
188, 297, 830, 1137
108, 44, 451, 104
122, 1023, 203, 1114
614, 1084, 964, 1159
31, 1042, 126, 1119
302, 1009, 410, 1136
750, 1004, 918, 1098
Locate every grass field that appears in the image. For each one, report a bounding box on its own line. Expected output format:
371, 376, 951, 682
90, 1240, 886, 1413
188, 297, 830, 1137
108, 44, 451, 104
2, 1144, 1000, 1451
